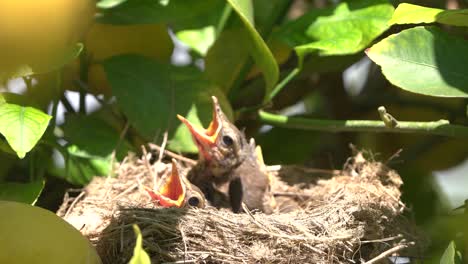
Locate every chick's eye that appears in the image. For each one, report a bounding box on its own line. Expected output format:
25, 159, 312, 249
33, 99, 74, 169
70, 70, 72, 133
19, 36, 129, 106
222, 135, 234, 146
187, 196, 200, 207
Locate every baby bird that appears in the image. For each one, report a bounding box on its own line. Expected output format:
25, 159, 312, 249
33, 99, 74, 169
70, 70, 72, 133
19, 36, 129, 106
177, 96, 274, 213
144, 159, 206, 208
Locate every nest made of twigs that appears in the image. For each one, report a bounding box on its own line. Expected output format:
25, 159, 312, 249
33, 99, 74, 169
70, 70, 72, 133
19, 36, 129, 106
58, 147, 424, 263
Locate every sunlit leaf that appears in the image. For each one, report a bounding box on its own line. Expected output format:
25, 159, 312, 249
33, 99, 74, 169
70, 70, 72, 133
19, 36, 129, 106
440, 241, 456, 264
0, 103, 51, 158
389, 3, 468, 27
97, 0, 128, 9
276, 0, 393, 65
172, 0, 226, 56
0, 43, 83, 80
176, 26, 216, 56
226, 0, 279, 102
129, 225, 151, 264
0, 180, 45, 205
367, 26, 468, 98
103, 54, 232, 153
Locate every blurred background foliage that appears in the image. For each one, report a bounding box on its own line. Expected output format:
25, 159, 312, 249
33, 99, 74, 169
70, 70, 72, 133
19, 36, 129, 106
0, 0, 467, 262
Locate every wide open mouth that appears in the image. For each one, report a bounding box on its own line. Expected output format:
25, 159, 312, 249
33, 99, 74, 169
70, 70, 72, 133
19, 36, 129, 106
177, 96, 223, 160
144, 160, 186, 208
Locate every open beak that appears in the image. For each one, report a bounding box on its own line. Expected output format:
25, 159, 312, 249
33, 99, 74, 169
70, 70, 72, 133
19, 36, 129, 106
144, 160, 186, 208
177, 96, 223, 160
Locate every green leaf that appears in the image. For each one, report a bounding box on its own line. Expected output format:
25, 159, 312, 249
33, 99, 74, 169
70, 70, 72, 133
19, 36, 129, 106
0, 104, 51, 158
257, 127, 321, 165
62, 114, 133, 160
389, 3, 468, 27
103, 54, 232, 153
367, 26, 468, 98
0, 180, 45, 205
176, 26, 216, 56
0, 43, 83, 81
172, 1, 227, 56
49, 145, 112, 185
226, 0, 279, 103
276, 0, 393, 64
205, 29, 250, 93
97, 0, 221, 25
129, 225, 151, 264
440, 241, 456, 264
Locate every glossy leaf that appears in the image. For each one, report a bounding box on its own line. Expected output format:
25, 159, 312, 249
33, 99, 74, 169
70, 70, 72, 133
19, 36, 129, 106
367, 26, 468, 98
103, 54, 232, 153
226, 0, 279, 103
97, 0, 221, 25
0, 180, 44, 205
389, 3, 468, 27
276, 0, 393, 63
0, 43, 83, 80
129, 225, 151, 264
440, 241, 456, 264
0, 104, 51, 158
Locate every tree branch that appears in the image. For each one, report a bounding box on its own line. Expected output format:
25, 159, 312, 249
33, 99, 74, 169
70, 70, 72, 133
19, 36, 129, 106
258, 111, 468, 138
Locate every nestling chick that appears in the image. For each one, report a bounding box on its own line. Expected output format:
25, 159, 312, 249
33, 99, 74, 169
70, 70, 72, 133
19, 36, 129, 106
144, 159, 206, 208
177, 96, 275, 213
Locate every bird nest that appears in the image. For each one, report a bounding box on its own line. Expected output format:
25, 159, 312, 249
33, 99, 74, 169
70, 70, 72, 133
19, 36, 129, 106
58, 146, 424, 263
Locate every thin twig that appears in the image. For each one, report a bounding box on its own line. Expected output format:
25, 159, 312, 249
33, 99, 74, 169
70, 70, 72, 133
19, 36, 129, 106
158, 132, 169, 163
266, 165, 340, 175
148, 143, 196, 166
180, 228, 188, 262
64, 191, 86, 218
112, 183, 139, 201
259, 110, 468, 138
361, 234, 403, 244
273, 191, 313, 199
364, 243, 413, 264
141, 145, 156, 189
108, 121, 130, 178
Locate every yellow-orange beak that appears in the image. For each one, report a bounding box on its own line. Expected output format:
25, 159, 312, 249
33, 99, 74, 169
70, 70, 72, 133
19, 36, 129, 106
177, 96, 223, 160
145, 160, 186, 208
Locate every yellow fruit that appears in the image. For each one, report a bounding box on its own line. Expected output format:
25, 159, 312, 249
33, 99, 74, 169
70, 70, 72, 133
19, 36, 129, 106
0, 1, 94, 77
0, 201, 101, 264
74, 23, 174, 95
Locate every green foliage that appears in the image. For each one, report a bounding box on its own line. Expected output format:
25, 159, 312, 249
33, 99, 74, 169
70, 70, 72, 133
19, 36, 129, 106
277, 0, 394, 58
440, 241, 459, 264
0, 103, 51, 158
103, 54, 232, 152
0, 1, 468, 262
97, 0, 222, 25
226, 0, 279, 103
129, 225, 151, 264
367, 26, 468, 98
0, 180, 44, 204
